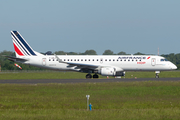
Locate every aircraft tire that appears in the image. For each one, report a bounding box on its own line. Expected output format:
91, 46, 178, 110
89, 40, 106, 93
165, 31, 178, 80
155, 75, 159, 78
93, 74, 99, 79
86, 74, 92, 79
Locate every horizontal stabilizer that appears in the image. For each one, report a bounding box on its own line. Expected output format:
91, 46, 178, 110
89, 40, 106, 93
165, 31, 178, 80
3, 55, 28, 62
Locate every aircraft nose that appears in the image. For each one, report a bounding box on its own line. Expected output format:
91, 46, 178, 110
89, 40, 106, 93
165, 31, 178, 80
171, 63, 177, 70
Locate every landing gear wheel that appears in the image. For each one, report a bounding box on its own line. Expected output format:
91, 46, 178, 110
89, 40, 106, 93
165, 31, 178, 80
155, 73, 159, 78
93, 74, 99, 79
155, 75, 159, 78
86, 74, 92, 79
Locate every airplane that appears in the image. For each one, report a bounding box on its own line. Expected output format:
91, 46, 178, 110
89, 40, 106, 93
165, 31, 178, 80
6, 31, 177, 79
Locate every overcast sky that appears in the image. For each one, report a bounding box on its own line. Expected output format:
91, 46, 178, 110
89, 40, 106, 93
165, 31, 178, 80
0, 0, 180, 55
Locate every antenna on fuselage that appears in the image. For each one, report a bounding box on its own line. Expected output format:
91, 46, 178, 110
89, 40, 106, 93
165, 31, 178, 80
158, 47, 159, 56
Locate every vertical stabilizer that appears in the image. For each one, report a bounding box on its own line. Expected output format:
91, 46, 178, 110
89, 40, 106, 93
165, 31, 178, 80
11, 31, 43, 57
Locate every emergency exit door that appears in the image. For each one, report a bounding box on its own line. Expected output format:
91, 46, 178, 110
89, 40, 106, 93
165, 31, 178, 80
151, 58, 156, 66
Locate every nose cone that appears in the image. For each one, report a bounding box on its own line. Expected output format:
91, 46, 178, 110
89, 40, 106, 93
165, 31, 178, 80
171, 63, 177, 70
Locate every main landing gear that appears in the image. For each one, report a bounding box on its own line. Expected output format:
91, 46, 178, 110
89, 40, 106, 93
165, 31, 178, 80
86, 74, 99, 79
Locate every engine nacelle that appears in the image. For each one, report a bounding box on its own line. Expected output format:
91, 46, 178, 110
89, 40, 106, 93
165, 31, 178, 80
99, 67, 125, 76
99, 67, 116, 76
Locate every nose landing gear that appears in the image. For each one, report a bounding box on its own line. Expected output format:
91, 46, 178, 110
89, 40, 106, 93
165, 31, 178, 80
155, 73, 159, 78
155, 71, 160, 78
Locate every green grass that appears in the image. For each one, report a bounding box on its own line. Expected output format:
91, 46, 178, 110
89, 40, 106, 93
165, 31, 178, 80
0, 81, 180, 119
0, 71, 180, 80
126, 71, 180, 78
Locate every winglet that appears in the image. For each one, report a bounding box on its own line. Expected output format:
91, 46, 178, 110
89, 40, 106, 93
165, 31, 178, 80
54, 54, 67, 64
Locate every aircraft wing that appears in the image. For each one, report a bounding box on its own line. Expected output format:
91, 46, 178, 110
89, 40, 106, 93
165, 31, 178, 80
66, 62, 99, 69
54, 54, 124, 71
3, 55, 28, 62
55, 54, 99, 69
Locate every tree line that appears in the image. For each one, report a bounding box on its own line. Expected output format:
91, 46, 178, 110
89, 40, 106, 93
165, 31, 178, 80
0, 50, 180, 70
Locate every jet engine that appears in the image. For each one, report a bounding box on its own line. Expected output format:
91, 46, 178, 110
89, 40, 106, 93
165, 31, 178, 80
99, 67, 125, 76
99, 67, 116, 76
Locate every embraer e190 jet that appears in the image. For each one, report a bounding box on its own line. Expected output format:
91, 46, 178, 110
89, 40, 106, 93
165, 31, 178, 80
6, 31, 177, 78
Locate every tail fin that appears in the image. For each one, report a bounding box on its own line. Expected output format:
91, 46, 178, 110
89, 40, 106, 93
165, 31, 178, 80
11, 31, 42, 57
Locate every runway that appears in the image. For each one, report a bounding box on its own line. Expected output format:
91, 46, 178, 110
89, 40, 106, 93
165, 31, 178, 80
0, 78, 180, 84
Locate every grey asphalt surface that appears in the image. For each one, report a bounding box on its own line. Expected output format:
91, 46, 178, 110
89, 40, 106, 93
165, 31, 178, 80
0, 78, 180, 84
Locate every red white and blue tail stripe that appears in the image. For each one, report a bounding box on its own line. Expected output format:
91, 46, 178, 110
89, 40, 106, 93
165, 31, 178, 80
11, 31, 37, 56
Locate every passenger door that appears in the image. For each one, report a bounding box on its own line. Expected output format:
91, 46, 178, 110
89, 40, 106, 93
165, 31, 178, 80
151, 58, 156, 66
42, 58, 46, 66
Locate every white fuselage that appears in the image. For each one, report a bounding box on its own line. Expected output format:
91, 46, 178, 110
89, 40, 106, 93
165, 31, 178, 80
9, 31, 177, 78
20, 55, 177, 72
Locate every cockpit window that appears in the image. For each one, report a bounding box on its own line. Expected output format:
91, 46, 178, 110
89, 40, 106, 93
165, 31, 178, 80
161, 59, 168, 61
